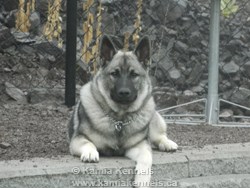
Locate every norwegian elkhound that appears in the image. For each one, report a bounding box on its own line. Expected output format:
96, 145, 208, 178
68, 35, 178, 188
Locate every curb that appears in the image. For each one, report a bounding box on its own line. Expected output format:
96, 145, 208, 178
0, 143, 250, 188
179, 174, 250, 188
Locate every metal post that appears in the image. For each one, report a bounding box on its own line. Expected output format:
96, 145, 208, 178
65, 0, 77, 107
206, 0, 220, 125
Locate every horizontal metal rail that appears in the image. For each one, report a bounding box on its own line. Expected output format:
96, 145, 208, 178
164, 120, 206, 125
162, 114, 205, 118
159, 97, 250, 127
214, 123, 250, 128
219, 115, 250, 119
158, 98, 207, 113
219, 99, 250, 111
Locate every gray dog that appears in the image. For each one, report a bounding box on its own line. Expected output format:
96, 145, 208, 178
68, 35, 178, 188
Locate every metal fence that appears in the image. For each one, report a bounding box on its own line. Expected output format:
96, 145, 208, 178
0, 0, 249, 126
0, 0, 66, 104
158, 0, 250, 127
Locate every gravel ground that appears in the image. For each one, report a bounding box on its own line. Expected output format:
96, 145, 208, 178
0, 103, 70, 161
1, 103, 250, 161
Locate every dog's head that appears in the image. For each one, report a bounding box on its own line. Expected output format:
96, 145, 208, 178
95, 35, 152, 112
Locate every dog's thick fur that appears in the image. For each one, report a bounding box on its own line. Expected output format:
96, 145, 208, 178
68, 35, 178, 188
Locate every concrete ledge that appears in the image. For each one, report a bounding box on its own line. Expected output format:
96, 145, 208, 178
0, 143, 250, 188
179, 174, 250, 188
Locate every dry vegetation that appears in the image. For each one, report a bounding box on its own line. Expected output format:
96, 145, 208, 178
15, 0, 35, 32
43, 0, 63, 48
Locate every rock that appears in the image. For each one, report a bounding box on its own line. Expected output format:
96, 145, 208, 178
0, 24, 16, 51
182, 17, 199, 34
5, 10, 18, 28
226, 39, 246, 53
29, 12, 41, 32
100, 0, 119, 4
161, 26, 178, 35
12, 63, 25, 73
230, 87, 250, 107
156, 0, 188, 22
177, 92, 202, 112
220, 109, 234, 122
76, 37, 82, 51
153, 91, 178, 109
145, 9, 159, 22
3, 0, 18, 11
221, 61, 239, 75
0, 12, 4, 23
120, 25, 135, 35
221, 50, 232, 62
3, 68, 12, 72
168, 68, 181, 81
35, 0, 49, 18
152, 45, 175, 82
5, 82, 26, 102
201, 40, 208, 47
0, 142, 11, 149
150, 0, 156, 8
18, 45, 36, 55
220, 109, 234, 118
101, 10, 115, 35
38, 67, 50, 78
174, 41, 188, 53
27, 88, 64, 104
184, 90, 195, 96
186, 63, 204, 86
33, 41, 64, 58
32, 42, 65, 69
243, 61, 250, 75
48, 54, 56, 62
191, 84, 205, 94
47, 68, 63, 80
189, 31, 201, 46
220, 80, 232, 92
152, 47, 173, 70
11, 30, 36, 43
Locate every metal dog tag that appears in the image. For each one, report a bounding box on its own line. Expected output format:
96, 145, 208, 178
114, 121, 123, 132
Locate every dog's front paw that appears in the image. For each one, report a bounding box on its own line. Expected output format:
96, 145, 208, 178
80, 145, 99, 163
158, 137, 178, 152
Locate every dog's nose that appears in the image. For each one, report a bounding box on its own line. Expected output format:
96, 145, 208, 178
118, 88, 131, 98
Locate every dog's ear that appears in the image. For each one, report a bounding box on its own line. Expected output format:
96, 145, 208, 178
100, 35, 116, 67
134, 36, 151, 68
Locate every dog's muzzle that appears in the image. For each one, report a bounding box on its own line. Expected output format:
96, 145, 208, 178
111, 87, 137, 104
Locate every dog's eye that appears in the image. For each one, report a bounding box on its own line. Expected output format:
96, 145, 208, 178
130, 71, 139, 78
110, 70, 120, 77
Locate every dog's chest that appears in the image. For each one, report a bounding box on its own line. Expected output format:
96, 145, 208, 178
90, 113, 150, 151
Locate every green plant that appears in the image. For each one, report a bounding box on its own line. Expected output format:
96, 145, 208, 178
221, 0, 238, 17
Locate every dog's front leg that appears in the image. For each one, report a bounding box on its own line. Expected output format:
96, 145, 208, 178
70, 136, 99, 163
125, 140, 152, 188
149, 112, 178, 151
